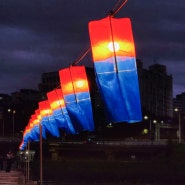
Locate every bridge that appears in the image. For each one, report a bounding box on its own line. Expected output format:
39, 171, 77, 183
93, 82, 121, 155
0, 137, 21, 155
0, 137, 21, 143
47, 140, 171, 161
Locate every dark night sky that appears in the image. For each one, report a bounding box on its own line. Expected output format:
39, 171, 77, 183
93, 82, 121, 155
0, 0, 184, 97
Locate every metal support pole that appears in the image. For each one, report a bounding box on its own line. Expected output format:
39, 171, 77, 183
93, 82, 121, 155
174, 108, 182, 144
2, 119, 4, 137
40, 123, 43, 185
24, 161, 26, 184
158, 124, 160, 141
8, 109, 16, 139
13, 113, 15, 139
155, 123, 160, 142
25, 145, 28, 184
179, 112, 181, 143
28, 141, 30, 185
149, 119, 152, 143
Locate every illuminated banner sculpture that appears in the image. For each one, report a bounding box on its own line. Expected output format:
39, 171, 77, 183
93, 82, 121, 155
19, 140, 26, 150
88, 16, 142, 123
27, 121, 39, 141
20, 122, 39, 150
19, 112, 47, 150
20, 125, 33, 150
31, 113, 46, 139
47, 89, 76, 134
38, 101, 60, 137
59, 66, 94, 132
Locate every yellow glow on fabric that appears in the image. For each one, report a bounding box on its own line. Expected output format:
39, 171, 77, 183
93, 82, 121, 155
76, 80, 84, 88
37, 114, 42, 121
33, 118, 39, 125
26, 128, 30, 133
70, 66, 89, 93
24, 126, 31, 136
108, 41, 120, 52
29, 123, 33, 128
89, 16, 136, 62
35, 109, 42, 122
40, 109, 52, 116
62, 82, 73, 95
51, 99, 64, 110
92, 40, 135, 61
74, 79, 88, 92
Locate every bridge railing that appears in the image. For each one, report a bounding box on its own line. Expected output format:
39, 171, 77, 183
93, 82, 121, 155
0, 136, 21, 142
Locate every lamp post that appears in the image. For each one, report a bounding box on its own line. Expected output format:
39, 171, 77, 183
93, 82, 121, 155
144, 116, 158, 143
0, 111, 4, 136
8, 109, 16, 139
2, 119, 4, 137
174, 108, 181, 143
39, 122, 43, 185
144, 116, 152, 143
153, 120, 158, 141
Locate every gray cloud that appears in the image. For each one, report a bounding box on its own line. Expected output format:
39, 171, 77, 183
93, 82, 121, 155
0, 0, 184, 96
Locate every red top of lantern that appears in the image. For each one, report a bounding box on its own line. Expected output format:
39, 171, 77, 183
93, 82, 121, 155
59, 66, 89, 95
59, 68, 74, 95
38, 100, 53, 117
70, 66, 89, 94
47, 89, 65, 110
88, 16, 136, 62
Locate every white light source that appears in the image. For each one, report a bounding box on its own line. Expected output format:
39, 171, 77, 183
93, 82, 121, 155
108, 42, 120, 52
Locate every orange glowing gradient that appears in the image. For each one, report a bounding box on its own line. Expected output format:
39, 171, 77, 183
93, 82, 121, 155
47, 89, 65, 110
28, 121, 34, 130
70, 66, 89, 93
31, 114, 40, 126
50, 99, 64, 110
92, 40, 135, 61
29, 121, 33, 128
59, 66, 89, 95
59, 68, 73, 95
23, 125, 31, 137
89, 16, 136, 62
35, 109, 41, 122
39, 100, 53, 117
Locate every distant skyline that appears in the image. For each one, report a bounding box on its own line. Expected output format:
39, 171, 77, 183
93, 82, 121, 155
0, 0, 184, 97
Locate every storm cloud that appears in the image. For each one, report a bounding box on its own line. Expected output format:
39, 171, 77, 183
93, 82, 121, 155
0, 0, 184, 96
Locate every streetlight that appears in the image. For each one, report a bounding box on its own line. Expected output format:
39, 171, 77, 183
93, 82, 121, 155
8, 109, 16, 139
144, 116, 158, 143
144, 116, 152, 143
153, 120, 159, 141
39, 121, 43, 185
0, 111, 4, 136
174, 108, 181, 143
